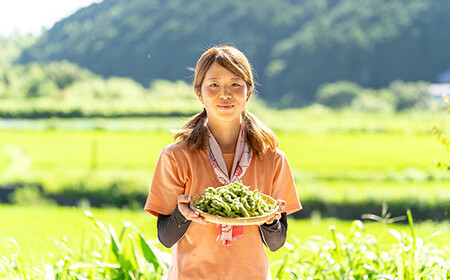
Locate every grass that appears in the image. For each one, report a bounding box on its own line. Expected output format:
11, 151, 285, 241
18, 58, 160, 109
1, 108, 446, 134
0, 111, 448, 277
278, 132, 444, 171
299, 181, 450, 203
0, 121, 448, 211
0, 130, 446, 175
0, 130, 169, 171
0, 205, 448, 278
273, 211, 450, 279
0, 205, 448, 261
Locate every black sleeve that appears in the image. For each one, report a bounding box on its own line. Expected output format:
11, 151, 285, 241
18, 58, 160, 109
258, 213, 287, 252
157, 205, 192, 248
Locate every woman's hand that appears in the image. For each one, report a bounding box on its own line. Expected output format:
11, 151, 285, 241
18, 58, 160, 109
177, 195, 207, 224
264, 199, 286, 224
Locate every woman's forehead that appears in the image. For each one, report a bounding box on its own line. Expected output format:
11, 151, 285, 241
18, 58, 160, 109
204, 62, 243, 80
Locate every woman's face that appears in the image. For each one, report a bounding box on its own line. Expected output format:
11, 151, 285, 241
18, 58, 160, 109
197, 62, 250, 125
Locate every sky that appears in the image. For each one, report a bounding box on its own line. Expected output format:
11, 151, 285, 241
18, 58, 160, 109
0, 0, 102, 37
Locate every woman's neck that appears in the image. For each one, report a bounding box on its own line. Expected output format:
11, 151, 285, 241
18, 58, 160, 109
207, 117, 242, 154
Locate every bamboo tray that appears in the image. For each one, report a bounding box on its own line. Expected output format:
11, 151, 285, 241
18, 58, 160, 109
189, 193, 278, 226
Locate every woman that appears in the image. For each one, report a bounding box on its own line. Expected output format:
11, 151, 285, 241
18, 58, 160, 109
144, 45, 302, 280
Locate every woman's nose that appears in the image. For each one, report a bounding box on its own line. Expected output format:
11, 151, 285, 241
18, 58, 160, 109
219, 86, 232, 99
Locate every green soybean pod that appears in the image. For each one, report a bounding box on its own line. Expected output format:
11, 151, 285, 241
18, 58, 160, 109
241, 208, 250, 217
211, 202, 223, 211
240, 197, 251, 211
236, 204, 250, 217
205, 204, 213, 213
257, 200, 263, 214
217, 198, 228, 209
228, 191, 237, 199
222, 193, 232, 201
218, 199, 231, 213
229, 202, 238, 211
215, 210, 227, 217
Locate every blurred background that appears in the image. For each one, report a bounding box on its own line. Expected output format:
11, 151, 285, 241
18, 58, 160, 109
0, 0, 449, 277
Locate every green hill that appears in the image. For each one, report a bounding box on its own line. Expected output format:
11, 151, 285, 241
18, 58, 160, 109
17, 0, 450, 106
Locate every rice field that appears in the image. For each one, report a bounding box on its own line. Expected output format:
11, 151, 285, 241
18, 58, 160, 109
0, 128, 446, 176
0, 111, 449, 278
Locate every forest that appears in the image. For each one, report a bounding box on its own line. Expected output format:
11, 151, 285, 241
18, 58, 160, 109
13, 0, 450, 106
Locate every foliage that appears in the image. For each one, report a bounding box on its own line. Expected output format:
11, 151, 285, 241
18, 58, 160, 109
0, 211, 170, 279
273, 210, 449, 279
0, 209, 448, 279
432, 93, 450, 170
351, 88, 396, 113
0, 35, 37, 67
8, 185, 55, 206
389, 80, 431, 111
0, 61, 437, 117
314, 80, 432, 112
0, 61, 96, 99
315, 81, 361, 109
0, 62, 209, 118
14, 0, 450, 106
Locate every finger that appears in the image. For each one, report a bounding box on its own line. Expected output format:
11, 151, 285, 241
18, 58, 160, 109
179, 206, 207, 224
277, 199, 287, 213
178, 195, 192, 204
190, 216, 208, 224
273, 213, 281, 220
264, 213, 277, 224
178, 203, 198, 218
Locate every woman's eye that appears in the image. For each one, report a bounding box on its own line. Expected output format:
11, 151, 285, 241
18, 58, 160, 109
210, 83, 219, 87
232, 83, 241, 86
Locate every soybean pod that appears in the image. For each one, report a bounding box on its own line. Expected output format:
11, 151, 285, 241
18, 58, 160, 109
195, 182, 276, 218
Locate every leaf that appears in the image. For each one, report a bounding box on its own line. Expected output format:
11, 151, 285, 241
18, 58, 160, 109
43, 264, 55, 280
108, 224, 123, 258
424, 231, 442, 244
138, 232, 160, 272
406, 209, 416, 248
389, 228, 402, 243
128, 233, 142, 274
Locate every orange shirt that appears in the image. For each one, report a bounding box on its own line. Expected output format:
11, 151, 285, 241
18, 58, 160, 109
144, 141, 302, 280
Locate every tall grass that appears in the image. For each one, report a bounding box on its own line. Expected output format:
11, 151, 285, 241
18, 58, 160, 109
0, 211, 170, 279
272, 210, 449, 279
1, 209, 448, 279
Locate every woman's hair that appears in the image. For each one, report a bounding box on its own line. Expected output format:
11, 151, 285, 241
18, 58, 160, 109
173, 45, 278, 159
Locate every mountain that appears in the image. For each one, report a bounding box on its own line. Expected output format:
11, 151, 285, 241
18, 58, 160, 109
17, 0, 450, 106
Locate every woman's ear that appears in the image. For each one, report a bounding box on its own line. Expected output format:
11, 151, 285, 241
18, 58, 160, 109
246, 87, 253, 101
196, 89, 203, 103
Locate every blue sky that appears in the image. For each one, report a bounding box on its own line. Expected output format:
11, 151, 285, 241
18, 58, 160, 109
0, 0, 101, 37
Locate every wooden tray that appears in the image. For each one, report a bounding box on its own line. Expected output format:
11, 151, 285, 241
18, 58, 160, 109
189, 193, 278, 226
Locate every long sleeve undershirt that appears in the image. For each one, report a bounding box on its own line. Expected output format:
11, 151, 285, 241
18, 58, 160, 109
157, 205, 192, 248
157, 206, 287, 251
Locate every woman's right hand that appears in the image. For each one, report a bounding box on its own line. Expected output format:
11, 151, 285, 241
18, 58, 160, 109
178, 195, 207, 224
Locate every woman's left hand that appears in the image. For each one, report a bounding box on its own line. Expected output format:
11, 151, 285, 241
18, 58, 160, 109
264, 199, 286, 224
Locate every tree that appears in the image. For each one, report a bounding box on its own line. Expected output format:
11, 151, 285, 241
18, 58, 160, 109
315, 81, 361, 109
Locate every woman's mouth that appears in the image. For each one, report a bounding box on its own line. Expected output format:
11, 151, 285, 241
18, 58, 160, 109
218, 104, 234, 109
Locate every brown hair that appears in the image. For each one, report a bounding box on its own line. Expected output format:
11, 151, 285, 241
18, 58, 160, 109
173, 45, 278, 159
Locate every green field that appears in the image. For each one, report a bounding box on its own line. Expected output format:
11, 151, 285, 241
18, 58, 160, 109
0, 111, 449, 278
1, 205, 448, 269
0, 128, 446, 174
1, 126, 448, 204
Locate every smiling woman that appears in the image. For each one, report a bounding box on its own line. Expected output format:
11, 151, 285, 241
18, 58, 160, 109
144, 45, 302, 280
199, 62, 248, 124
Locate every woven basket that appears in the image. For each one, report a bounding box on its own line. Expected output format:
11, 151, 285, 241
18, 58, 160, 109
189, 193, 278, 226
